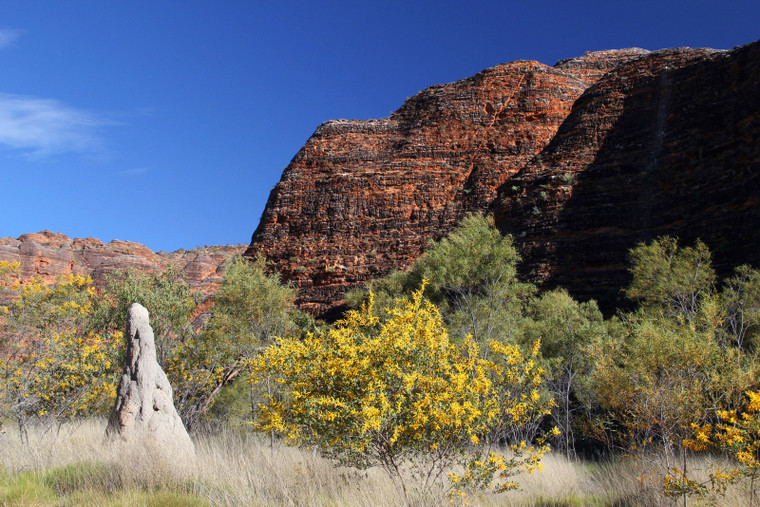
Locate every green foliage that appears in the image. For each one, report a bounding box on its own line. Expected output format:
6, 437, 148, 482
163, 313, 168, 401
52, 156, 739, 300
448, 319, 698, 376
349, 213, 535, 348
625, 236, 715, 321
411, 213, 524, 308
352, 213, 523, 305
588, 237, 758, 466
719, 264, 760, 350
203, 376, 252, 427
169, 255, 306, 430
345, 269, 410, 316
202, 256, 300, 358
250, 285, 555, 501
523, 290, 607, 365
591, 313, 748, 456
521, 289, 616, 458
90, 265, 197, 367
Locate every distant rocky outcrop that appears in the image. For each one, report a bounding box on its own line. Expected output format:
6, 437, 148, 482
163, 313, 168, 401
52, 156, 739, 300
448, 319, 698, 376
0, 231, 244, 298
105, 303, 195, 463
246, 40, 760, 317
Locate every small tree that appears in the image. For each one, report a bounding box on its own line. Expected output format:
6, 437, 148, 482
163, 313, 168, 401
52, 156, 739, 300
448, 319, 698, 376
202, 255, 299, 358
348, 213, 535, 347
588, 237, 758, 505
521, 289, 612, 458
719, 265, 760, 350
409, 213, 526, 305
625, 236, 715, 322
90, 265, 197, 367
170, 255, 305, 430
250, 284, 554, 503
591, 313, 745, 456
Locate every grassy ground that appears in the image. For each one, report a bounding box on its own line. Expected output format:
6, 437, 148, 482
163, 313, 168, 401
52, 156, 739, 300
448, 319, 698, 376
0, 419, 753, 506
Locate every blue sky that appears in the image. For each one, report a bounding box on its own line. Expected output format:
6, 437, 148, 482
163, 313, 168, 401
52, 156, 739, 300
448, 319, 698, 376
1, 1, 758, 252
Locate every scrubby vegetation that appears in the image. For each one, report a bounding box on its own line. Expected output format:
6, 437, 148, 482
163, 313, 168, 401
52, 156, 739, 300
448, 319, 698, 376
251, 284, 554, 502
2, 213, 760, 505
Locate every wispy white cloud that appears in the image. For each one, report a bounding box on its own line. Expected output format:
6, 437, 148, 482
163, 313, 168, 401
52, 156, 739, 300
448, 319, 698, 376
118, 167, 148, 177
0, 29, 22, 49
0, 93, 115, 157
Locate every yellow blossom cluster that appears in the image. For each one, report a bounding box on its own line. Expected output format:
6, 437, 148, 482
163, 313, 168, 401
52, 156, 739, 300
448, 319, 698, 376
674, 390, 760, 498
1, 271, 120, 424
249, 283, 554, 497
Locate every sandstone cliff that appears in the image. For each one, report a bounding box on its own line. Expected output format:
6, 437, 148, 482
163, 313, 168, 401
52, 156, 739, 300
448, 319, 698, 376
247, 40, 760, 318
0, 231, 244, 297
245, 49, 649, 317
7, 41, 757, 319
492, 42, 760, 311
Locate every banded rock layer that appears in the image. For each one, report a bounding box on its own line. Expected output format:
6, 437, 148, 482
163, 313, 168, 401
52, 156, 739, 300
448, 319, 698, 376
249, 40, 760, 317
0, 231, 244, 297
246, 49, 649, 317
493, 42, 760, 311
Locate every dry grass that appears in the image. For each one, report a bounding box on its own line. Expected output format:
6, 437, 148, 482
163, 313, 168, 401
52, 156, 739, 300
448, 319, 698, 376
0, 419, 755, 506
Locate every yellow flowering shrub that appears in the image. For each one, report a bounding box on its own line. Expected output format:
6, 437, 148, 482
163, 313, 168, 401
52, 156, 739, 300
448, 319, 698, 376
0, 272, 120, 436
250, 284, 554, 501
675, 390, 760, 501
0, 260, 20, 292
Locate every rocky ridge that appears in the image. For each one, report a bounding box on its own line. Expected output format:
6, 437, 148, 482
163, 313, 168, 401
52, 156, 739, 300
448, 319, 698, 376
246, 40, 760, 317
7, 42, 757, 319
0, 231, 244, 297
245, 49, 650, 317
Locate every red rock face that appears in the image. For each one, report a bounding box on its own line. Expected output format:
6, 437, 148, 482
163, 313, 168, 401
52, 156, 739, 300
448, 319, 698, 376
492, 41, 760, 312
0, 231, 244, 298
246, 50, 648, 317
248, 40, 760, 318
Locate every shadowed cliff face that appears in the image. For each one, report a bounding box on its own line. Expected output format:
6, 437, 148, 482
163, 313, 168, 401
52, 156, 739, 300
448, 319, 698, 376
492, 42, 760, 313
247, 40, 760, 318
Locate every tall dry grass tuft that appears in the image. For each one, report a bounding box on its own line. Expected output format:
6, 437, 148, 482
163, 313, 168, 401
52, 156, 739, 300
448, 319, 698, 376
0, 419, 756, 505
0, 419, 408, 506
190, 428, 405, 506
